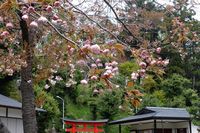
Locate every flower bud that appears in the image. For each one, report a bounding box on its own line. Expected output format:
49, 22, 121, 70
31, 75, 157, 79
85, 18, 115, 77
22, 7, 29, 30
139, 62, 147, 69
156, 47, 161, 54
54, 1, 60, 7
6, 23, 14, 29
28, 6, 35, 13
30, 21, 38, 28
46, 5, 53, 13
90, 44, 101, 54
80, 79, 88, 84
1, 31, 9, 37
38, 16, 48, 23
91, 76, 98, 80
22, 14, 29, 21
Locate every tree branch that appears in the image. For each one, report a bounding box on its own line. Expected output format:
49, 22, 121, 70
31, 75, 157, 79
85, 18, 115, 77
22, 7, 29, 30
103, 0, 142, 43
33, 11, 99, 66
66, 1, 132, 50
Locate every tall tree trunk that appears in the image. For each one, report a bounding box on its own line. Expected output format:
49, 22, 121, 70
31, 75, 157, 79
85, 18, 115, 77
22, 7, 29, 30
18, 12, 38, 133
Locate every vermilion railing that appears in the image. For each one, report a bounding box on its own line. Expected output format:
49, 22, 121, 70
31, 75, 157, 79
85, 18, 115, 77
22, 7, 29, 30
64, 119, 108, 133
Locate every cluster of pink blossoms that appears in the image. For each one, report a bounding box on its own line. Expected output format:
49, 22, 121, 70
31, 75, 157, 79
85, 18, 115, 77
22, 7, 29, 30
131, 47, 169, 81
80, 59, 119, 85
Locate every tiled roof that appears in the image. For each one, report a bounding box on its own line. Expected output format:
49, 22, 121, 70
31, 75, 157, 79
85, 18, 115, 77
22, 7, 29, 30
109, 107, 190, 125
0, 94, 21, 108
0, 94, 45, 112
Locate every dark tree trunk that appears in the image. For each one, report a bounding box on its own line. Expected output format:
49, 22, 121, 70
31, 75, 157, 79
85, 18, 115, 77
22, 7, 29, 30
18, 12, 38, 133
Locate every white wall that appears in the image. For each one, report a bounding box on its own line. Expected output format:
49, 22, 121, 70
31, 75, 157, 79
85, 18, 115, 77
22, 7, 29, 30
0, 107, 6, 117
0, 117, 23, 133
192, 124, 199, 133
8, 108, 22, 118
130, 121, 198, 133
0, 107, 23, 133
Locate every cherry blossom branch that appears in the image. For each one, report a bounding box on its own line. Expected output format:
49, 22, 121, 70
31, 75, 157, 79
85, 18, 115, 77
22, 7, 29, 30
103, 0, 142, 43
153, 1, 175, 17
33, 11, 99, 66
65, 2, 132, 50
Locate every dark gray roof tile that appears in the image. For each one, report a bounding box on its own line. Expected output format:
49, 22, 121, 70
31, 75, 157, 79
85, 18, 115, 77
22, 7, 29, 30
0, 94, 46, 112
109, 106, 191, 125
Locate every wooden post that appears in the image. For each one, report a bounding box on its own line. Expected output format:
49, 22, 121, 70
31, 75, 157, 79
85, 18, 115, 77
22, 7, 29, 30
119, 124, 121, 133
189, 120, 192, 133
154, 120, 157, 133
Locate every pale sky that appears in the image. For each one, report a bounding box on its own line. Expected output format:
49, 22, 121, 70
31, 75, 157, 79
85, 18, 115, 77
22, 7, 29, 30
157, 0, 200, 20
72, 0, 200, 20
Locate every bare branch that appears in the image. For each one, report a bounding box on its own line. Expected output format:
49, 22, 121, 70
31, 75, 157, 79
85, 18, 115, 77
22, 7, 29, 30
153, 1, 175, 17
103, 0, 142, 43
66, 1, 132, 50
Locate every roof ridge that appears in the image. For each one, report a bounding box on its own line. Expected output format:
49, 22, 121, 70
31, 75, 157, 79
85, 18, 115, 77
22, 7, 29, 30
146, 106, 186, 110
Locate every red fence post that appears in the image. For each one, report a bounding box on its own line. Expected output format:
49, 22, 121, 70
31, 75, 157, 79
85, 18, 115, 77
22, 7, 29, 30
94, 124, 98, 133
72, 123, 76, 133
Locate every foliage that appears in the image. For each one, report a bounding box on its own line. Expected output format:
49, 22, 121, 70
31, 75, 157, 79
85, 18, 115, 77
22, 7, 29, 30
34, 85, 60, 132
119, 61, 139, 76
0, 0, 200, 131
160, 74, 191, 97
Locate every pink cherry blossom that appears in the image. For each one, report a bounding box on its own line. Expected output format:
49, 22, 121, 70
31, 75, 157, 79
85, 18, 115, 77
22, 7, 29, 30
56, 19, 63, 23
105, 66, 112, 70
28, 6, 35, 13
103, 49, 110, 54
139, 62, 147, 69
112, 67, 118, 73
91, 64, 97, 68
54, 1, 61, 7
90, 44, 101, 54
97, 63, 103, 67
44, 84, 50, 89
146, 57, 152, 64
49, 79, 56, 85
55, 76, 63, 81
5, 69, 14, 76
91, 75, 98, 80
131, 72, 139, 80
80, 79, 88, 84
76, 60, 86, 66
105, 62, 110, 67
138, 69, 146, 78
6, 22, 13, 29
96, 59, 101, 63
156, 60, 162, 66
52, 14, 59, 20
84, 40, 91, 45
21, 6, 27, 13
93, 89, 99, 94
150, 60, 156, 65
22, 14, 29, 21
156, 47, 161, 54
38, 16, 48, 23
111, 61, 118, 66
46, 5, 53, 13
0, 16, 3, 22
163, 59, 169, 66
140, 50, 149, 59
30, 21, 38, 28
1, 31, 9, 37
104, 70, 112, 76
82, 44, 90, 49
